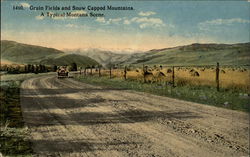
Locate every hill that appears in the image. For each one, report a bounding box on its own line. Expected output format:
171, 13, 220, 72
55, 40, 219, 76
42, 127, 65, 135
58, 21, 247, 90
2, 40, 249, 67
65, 43, 250, 66
0, 40, 99, 66
65, 49, 134, 67
123, 43, 250, 66
40, 54, 99, 67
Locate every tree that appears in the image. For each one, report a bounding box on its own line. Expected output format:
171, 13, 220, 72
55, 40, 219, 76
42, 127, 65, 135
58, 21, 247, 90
31, 65, 35, 73
71, 62, 77, 71
39, 64, 43, 73
27, 64, 32, 72
53, 65, 57, 72
24, 65, 28, 73
42, 65, 46, 72
34, 65, 39, 74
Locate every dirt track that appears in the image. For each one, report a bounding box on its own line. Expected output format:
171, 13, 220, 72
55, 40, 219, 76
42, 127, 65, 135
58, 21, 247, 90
20, 75, 249, 157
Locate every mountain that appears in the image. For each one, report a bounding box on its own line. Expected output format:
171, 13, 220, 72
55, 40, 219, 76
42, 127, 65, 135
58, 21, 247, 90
39, 54, 99, 67
122, 43, 250, 66
1, 40, 99, 66
2, 40, 249, 67
65, 43, 250, 66
65, 48, 135, 67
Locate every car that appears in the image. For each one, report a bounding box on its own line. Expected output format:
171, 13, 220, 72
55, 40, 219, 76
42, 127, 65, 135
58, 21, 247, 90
57, 66, 69, 78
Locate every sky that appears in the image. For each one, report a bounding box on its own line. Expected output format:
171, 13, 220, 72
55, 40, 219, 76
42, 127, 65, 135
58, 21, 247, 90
1, 0, 250, 52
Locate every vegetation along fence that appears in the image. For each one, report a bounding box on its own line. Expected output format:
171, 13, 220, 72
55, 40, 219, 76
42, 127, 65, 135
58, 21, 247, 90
77, 62, 250, 92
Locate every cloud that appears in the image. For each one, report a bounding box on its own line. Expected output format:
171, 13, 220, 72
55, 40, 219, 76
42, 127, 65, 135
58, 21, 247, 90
138, 11, 156, 16
128, 17, 167, 28
94, 10, 171, 29
65, 24, 78, 28
53, 16, 66, 20
64, 24, 91, 30
109, 18, 122, 23
35, 15, 44, 20
131, 17, 163, 24
20, 2, 30, 8
123, 19, 131, 25
96, 17, 123, 25
96, 16, 170, 29
139, 23, 161, 29
198, 18, 250, 30
96, 17, 106, 23
204, 18, 250, 25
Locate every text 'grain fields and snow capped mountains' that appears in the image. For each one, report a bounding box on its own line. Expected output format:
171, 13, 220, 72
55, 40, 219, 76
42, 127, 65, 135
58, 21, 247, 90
27, 5, 134, 11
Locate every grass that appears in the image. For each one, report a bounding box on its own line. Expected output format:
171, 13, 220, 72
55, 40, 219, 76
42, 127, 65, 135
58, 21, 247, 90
99, 67, 250, 91
0, 81, 33, 156
75, 75, 250, 112
0, 72, 56, 156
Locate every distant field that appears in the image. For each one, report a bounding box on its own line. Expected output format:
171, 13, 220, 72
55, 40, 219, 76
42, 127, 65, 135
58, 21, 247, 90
1, 59, 17, 65
85, 66, 250, 92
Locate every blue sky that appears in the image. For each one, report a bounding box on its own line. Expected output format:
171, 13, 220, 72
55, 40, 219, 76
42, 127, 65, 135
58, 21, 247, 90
1, 0, 249, 51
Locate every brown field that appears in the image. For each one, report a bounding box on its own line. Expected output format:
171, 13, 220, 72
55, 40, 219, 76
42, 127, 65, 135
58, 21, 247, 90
2, 63, 249, 91
1, 59, 17, 65
86, 66, 250, 91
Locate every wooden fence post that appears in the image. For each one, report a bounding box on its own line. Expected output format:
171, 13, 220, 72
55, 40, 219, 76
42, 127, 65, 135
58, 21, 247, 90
124, 66, 127, 80
172, 66, 175, 87
216, 62, 220, 91
143, 64, 146, 83
90, 66, 92, 75
98, 65, 101, 77
109, 66, 112, 79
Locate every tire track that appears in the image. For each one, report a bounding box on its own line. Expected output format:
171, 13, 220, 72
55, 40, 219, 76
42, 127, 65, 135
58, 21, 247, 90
20, 75, 249, 157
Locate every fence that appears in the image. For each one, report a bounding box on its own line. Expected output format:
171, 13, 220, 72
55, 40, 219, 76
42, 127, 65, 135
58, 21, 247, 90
77, 63, 250, 91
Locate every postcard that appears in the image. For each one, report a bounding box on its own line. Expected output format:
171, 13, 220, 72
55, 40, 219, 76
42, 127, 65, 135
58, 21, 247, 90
1, 0, 249, 156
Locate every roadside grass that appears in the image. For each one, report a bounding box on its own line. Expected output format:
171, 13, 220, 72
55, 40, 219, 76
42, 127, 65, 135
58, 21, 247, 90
75, 75, 250, 112
0, 81, 33, 156
100, 67, 250, 92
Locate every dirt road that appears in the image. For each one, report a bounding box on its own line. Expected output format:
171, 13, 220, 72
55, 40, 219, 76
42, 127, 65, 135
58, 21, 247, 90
20, 75, 249, 157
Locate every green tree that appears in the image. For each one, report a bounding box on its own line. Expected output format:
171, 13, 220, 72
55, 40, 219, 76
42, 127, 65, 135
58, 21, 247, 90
71, 62, 77, 71
53, 65, 57, 72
